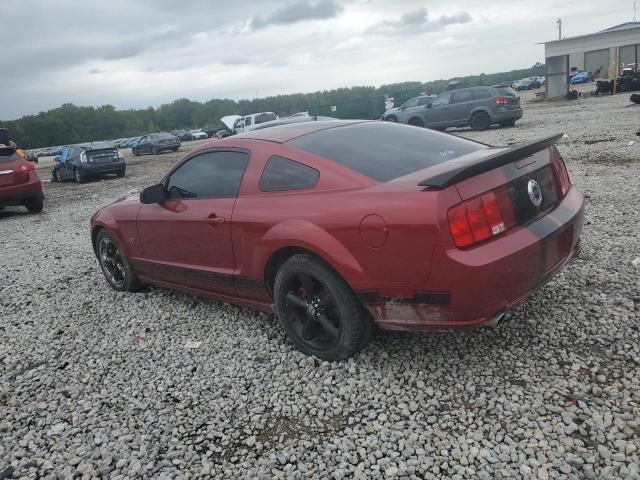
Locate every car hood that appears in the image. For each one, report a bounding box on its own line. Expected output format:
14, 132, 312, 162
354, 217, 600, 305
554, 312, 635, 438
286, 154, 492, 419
221, 115, 242, 130
385, 107, 402, 115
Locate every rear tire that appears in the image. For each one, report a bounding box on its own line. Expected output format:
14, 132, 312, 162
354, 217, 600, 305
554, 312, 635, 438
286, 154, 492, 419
408, 117, 424, 127
96, 229, 142, 292
274, 254, 373, 360
116, 169, 125, 178
133, 148, 139, 157
51, 168, 60, 182
24, 197, 43, 213
470, 111, 491, 131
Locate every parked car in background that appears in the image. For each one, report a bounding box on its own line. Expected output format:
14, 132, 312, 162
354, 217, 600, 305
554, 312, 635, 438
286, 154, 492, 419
291, 112, 310, 117
91, 120, 583, 360
117, 138, 132, 149
190, 129, 208, 140
52, 143, 125, 183
233, 112, 278, 134
383, 95, 436, 123
132, 133, 180, 156
171, 130, 194, 142
0, 145, 44, 213
513, 79, 540, 91
202, 124, 228, 138
215, 129, 232, 139
398, 85, 522, 131
570, 72, 592, 84
25, 151, 38, 163
128, 137, 142, 148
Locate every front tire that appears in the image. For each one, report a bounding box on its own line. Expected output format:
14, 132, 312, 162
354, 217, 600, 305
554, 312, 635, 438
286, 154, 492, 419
274, 254, 373, 360
408, 117, 424, 127
470, 111, 491, 131
116, 169, 125, 178
24, 197, 43, 213
74, 168, 85, 183
96, 230, 142, 292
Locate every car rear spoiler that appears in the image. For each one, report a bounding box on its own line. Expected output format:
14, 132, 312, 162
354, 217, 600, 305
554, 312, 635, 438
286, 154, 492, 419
418, 133, 564, 188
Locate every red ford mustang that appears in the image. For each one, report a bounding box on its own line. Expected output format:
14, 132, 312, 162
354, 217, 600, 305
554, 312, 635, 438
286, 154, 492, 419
91, 120, 584, 360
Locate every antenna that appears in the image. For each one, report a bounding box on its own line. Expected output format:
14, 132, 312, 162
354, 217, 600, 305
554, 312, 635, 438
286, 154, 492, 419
556, 18, 562, 39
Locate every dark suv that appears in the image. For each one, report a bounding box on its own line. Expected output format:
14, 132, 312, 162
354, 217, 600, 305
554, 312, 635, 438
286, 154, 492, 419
132, 133, 180, 156
401, 85, 522, 131
52, 143, 125, 183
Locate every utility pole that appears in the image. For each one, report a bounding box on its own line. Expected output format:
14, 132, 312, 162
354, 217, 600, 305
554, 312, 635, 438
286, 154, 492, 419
557, 18, 562, 40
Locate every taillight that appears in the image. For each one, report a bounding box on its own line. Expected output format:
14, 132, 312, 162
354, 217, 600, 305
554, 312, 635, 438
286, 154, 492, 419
550, 147, 571, 197
18, 162, 35, 172
447, 192, 506, 248
495, 97, 509, 104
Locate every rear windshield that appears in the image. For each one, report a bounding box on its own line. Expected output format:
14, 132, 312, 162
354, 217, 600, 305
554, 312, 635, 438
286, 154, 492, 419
0, 149, 20, 163
496, 86, 518, 96
289, 122, 485, 182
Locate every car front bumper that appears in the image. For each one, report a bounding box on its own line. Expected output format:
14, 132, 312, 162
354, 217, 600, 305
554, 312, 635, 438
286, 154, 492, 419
362, 187, 584, 331
0, 174, 43, 207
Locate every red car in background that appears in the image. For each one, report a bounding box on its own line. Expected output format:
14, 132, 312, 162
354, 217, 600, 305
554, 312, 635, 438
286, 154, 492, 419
0, 146, 44, 213
91, 120, 584, 360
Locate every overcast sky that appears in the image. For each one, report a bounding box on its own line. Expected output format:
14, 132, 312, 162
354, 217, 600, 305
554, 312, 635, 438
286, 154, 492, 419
0, 0, 635, 120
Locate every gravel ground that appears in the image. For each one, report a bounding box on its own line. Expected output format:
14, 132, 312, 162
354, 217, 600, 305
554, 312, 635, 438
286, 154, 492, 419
1, 93, 639, 480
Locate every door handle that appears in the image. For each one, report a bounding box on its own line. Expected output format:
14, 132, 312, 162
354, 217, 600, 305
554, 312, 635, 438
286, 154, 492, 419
207, 214, 226, 225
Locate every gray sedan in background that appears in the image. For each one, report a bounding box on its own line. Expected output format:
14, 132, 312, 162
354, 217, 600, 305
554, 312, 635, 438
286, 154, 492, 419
132, 133, 181, 156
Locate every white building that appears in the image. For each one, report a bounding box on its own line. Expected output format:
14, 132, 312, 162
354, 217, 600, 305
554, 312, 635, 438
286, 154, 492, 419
544, 22, 640, 98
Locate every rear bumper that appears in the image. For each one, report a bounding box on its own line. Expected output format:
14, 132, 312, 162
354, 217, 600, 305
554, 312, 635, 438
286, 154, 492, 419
493, 108, 523, 122
363, 187, 584, 331
0, 175, 43, 207
79, 160, 126, 176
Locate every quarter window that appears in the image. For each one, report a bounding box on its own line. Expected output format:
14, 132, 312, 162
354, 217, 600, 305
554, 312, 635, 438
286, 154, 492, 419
260, 156, 319, 192
166, 151, 249, 199
473, 89, 492, 99
255, 113, 277, 124
244, 117, 252, 126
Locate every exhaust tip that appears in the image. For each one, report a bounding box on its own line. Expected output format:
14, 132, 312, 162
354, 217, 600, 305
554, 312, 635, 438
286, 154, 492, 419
484, 311, 508, 328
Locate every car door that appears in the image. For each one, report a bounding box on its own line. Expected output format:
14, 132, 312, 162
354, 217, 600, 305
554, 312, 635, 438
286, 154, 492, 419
449, 90, 475, 124
244, 116, 253, 132
424, 93, 452, 127
398, 97, 419, 123
61, 146, 77, 179
135, 149, 250, 296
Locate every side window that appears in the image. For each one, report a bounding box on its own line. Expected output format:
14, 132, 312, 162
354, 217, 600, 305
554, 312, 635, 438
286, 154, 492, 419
260, 156, 320, 192
418, 97, 431, 106
166, 151, 249, 199
431, 93, 451, 107
233, 119, 243, 129
452, 90, 473, 103
403, 98, 419, 108
473, 89, 492, 99
255, 113, 277, 124
244, 116, 252, 126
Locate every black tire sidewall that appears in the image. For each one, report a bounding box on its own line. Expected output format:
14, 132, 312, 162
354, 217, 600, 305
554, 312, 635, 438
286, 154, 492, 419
471, 112, 491, 131
274, 254, 370, 360
25, 197, 43, 213
96, 230, 141, 292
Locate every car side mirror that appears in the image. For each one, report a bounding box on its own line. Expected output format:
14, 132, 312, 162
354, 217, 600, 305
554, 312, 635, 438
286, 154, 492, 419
140, 184, 167, 204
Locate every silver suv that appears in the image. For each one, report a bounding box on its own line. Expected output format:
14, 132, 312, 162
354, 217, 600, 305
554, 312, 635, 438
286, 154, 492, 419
387, 85, 522, 131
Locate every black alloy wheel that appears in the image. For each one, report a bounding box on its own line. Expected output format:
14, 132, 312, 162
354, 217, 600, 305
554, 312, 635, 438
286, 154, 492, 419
96, 230, 142, 292
274, 254, 374, 360
470, 111, 491, 131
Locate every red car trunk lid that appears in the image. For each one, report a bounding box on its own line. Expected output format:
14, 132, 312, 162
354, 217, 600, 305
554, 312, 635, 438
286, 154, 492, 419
0, 151, 30, 187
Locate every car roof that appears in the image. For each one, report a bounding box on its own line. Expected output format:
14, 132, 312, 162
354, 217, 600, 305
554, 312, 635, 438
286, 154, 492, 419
237, 119, 368, 143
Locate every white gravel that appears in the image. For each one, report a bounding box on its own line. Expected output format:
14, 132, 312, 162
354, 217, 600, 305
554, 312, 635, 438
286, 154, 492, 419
1, 93, 639, 479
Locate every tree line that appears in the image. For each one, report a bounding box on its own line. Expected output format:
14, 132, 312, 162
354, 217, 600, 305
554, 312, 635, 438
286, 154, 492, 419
1, 64, 545, 149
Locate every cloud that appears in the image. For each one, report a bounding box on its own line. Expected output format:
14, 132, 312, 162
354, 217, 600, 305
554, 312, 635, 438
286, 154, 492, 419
367, 7, 472, 36
251, 0, 343, 30
89, 68, 105, 74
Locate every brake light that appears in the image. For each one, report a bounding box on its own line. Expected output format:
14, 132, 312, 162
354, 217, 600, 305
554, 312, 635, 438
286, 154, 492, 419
18, 162, 35, 172
550, 147, 571, 197
495, 97, 509, 104
447, 192, 506, 248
